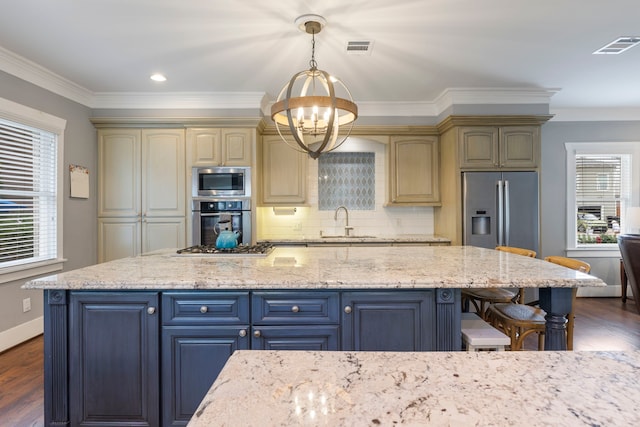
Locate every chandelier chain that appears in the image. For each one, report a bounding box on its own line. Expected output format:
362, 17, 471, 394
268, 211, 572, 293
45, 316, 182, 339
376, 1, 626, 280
309, 29, 317, 70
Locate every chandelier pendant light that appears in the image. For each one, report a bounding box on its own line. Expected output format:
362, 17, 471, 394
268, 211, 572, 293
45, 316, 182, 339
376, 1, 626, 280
271, 15, 358, 159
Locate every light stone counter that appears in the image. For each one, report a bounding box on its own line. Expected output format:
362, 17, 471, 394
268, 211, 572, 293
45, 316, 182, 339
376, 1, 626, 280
24, 245, 603, 290
189, 350, 640, 427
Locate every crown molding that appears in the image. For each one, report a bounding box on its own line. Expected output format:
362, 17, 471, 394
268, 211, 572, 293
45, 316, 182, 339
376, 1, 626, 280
549, 107, 640, 121
434, 87, 559, 112
0, 45, 93, 106
90, 91, 268, 110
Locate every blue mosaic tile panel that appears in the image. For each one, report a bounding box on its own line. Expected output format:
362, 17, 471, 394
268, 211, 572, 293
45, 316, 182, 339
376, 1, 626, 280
318, 152, 375, 210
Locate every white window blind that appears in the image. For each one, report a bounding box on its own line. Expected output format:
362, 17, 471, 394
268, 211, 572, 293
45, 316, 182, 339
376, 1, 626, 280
0, 117, 58, 267
575, 153, 630, 245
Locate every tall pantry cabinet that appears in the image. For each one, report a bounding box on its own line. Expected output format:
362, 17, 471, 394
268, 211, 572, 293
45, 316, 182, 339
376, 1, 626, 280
98, 129, 186, 262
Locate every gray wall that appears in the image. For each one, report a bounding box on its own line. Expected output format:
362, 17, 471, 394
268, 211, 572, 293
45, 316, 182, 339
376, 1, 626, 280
540, 120, 640, 292
0, 70, 97, 336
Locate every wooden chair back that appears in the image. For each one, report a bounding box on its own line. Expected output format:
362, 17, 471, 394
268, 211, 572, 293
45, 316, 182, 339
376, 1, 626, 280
495, 246, 537, 258
543, 256, 590, 273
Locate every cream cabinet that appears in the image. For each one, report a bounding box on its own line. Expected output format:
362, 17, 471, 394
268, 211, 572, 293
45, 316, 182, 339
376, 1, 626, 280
459, 126, 539, 169
387, 136, 440, 205
98, 129, 186, 262
186, 128, 252, 167
260, 136, 307, 205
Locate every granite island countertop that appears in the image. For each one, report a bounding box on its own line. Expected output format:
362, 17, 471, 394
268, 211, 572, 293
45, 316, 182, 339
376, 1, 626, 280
24, 245, 604, 290
188, 350, 640, 426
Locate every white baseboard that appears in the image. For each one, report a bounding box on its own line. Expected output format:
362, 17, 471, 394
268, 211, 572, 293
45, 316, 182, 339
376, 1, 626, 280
0, 316, 44, 353
577, 284, 628, 298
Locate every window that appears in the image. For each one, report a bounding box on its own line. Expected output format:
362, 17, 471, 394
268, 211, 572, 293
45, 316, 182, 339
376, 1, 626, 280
566, 142, 640, 254
0, 97, 65, 283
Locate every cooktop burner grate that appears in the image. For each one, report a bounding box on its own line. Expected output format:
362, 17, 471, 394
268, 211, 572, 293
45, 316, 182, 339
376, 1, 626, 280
176, 243, 275, 256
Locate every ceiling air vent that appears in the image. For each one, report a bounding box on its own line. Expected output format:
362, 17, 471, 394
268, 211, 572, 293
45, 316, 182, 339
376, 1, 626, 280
346, 40, 373, 55
593, 37, 640, 54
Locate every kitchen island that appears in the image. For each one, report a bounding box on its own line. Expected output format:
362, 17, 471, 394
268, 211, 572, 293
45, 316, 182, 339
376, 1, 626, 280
25, 245, 604, 427
189, 349, 640, 426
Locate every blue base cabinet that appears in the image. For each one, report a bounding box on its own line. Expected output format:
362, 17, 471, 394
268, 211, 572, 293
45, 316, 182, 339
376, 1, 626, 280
341, 291, 436, 351
45, 288, 460, 427
161, 292, 250, 427
68, 292, 160, 427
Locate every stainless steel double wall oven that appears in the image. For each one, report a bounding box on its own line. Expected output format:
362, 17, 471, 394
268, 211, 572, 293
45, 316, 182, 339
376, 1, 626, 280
191, 166, 252, 246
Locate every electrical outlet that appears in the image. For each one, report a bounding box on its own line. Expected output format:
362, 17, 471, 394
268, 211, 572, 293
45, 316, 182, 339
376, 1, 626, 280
22, 297, 31, 313
293, 222, 302, 231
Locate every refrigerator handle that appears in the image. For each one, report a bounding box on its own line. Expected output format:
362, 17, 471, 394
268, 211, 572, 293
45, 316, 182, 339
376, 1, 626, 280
497, 180, 504, 246
504, 180, 510, 246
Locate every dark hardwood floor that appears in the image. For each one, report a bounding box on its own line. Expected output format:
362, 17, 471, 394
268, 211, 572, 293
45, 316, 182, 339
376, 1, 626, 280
0, 335, 44, 427
0, 297, 639, 426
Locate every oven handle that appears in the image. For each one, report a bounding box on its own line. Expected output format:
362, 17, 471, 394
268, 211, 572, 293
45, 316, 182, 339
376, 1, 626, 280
198, 212, 243, 217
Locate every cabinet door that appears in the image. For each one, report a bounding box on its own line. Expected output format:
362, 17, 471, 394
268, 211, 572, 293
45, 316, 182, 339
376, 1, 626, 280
341, 291, 436, 351
251, 325, 339, 350
458, 126, 499, 169
388, 136, 440, 204
221, 128, 252, 166
142, 216, 186, 254
98, 217, 141, 263
186, 128, 222, 166
69, 292, 159, 427
142, 129, 186, 218
162, 327, 249, 427
98, 129, 141, 217
261, 136, 307, 204
499, 126, 539, 168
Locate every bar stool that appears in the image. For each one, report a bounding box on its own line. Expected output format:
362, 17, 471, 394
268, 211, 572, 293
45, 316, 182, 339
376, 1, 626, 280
487, 256, 590, 350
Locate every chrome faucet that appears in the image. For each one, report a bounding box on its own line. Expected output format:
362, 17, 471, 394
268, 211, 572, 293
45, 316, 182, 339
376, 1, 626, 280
334, 206, 354, 236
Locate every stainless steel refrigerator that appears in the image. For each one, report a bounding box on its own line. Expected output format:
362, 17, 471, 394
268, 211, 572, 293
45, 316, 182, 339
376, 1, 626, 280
463, 171, 539, 253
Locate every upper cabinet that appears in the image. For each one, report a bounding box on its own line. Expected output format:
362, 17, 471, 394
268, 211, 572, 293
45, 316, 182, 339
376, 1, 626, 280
387, 136, 440, 206
259, 136, 307, 205
459, 126, 539, 169
186, 128, 253, 167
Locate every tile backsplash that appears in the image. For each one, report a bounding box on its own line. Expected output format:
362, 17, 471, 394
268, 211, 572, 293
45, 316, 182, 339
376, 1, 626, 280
257, 137, 435, 240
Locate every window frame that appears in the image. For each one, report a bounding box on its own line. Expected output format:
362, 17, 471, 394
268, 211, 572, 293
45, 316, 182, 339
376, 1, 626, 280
565, 142, 640, 257
0, 97, 66, 284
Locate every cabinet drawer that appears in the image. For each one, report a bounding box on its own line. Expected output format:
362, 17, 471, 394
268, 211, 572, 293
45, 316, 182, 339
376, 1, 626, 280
252, 292, 339, 325
162, 292, 249, 325
251, 325, 340, 350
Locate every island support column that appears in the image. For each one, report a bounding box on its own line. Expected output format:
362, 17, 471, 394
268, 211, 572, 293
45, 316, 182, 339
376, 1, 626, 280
436, 289, 461, 351
44, 290, 70, 426
538, 287, 572, 351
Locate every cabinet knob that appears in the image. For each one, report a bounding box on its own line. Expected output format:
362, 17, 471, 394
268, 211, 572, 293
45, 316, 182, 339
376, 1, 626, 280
239, 329, 247, 337
291, 305, 300, 313
147, 307, 156, 315
253, 330, 261, 338
344, 305, 352, 314
200, 306, 208, 314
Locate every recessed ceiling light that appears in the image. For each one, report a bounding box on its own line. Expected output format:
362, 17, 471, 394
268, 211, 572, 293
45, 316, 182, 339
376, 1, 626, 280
593, 37, 640, 55
150, 73, 167, 82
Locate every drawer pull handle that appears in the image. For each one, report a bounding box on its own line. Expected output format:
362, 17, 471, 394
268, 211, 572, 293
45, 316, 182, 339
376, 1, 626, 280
253, 330, 261, 338
239, 329, 247, 338
291, 305, 300, 313
200, 306, 208, 314
344, 305, 352, 314
147, 307, 156, 315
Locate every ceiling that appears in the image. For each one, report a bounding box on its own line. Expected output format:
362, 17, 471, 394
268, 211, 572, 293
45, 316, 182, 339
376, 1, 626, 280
1, 0, 640, 118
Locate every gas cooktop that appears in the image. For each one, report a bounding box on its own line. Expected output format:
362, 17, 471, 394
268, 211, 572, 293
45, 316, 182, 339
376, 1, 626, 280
175, 243, 275, 257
